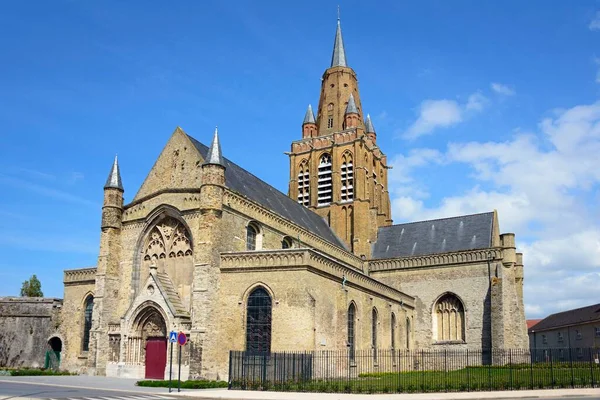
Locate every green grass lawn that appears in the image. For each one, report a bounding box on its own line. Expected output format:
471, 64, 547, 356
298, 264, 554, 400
231, 365, 600, 393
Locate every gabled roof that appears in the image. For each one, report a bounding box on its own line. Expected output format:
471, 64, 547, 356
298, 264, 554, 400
187, 135, 347, 250
527, 319, 543, 330
528, 303, 600, 332
372, 212, 494, 259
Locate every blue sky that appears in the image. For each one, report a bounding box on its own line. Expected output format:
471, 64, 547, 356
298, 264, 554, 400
1, 1, 599, 318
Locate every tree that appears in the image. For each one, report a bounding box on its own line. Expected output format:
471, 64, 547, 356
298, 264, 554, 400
20, 274, 43, 297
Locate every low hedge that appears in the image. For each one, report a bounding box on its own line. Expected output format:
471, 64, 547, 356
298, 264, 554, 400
0, 368, 74, 376
136, 379, 228, 389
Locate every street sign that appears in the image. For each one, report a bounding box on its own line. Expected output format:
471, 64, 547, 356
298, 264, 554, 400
177, 331, 187, 346
169, 331, 177, 343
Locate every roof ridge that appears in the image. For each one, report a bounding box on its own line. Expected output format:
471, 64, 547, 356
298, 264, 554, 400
544, 302, 600, 318
383, 211, 494, 228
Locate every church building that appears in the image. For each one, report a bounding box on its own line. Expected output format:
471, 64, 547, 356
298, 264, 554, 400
58, 18, 528, 380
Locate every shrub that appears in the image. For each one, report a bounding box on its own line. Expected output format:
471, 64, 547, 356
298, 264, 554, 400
136, 379, 228, 389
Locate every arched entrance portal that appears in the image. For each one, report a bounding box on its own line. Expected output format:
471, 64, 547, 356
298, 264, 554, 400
45, 337, 62, 369
130, 305, 168, 379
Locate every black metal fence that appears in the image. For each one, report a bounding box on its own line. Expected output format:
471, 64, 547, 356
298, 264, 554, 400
229, 348, 600, 393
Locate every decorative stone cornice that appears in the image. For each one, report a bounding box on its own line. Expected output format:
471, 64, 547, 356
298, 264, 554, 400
220, 248, 414, 308
64, 267, 97, 285
223, 190, 364, 271
369, 248, 504, 272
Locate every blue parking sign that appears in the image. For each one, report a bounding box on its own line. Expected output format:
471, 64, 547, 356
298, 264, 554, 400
169, 331, 177, 343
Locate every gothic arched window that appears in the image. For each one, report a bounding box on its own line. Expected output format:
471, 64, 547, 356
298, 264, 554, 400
434, 293, 465, 342
281, 236, 293, 249
246, 287, 272, 354
341, 153, 354, 202
348, 303, 356, 361
297, 160, 310, 206
406, 317, 411, 349
317, 154, 332, 206
246, 222, 261, 251
391, 312, 396, 349
372, 307, 378, 361
82, 295, 94, 352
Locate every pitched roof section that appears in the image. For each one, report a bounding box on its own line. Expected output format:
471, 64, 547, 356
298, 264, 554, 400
528, 303, 600, 332
372, 212, 495, 259
187, 135, 347, 250
330, 18, 347, 67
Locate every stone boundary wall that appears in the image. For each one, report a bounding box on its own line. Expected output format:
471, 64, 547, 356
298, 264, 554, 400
0, 297, 62, 368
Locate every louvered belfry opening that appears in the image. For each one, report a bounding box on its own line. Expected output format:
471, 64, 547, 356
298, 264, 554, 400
317, 154, 332, 206
246, 287, 272, 354
297, 161, 310, 206
341, 153, 354, 202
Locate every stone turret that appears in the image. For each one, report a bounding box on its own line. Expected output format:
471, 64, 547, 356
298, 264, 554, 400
344, 93, 359, 128
191, 127, 226, 379
365, 114, 376, 143
90, 155, 124, 375
302, 104, 317, 138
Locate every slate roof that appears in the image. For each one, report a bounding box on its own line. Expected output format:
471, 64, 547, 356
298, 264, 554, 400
372, 212, 494, 259
528, 303, 600, 332
187, 135, 347, 250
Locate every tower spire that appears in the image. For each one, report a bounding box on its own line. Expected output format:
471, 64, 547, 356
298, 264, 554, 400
303, 104, 316, 124
365, 114, 376, 133
345, 93, 358, 115
330, 11, 347, 68
204, 127, 224, 166
104, 155, 123, 190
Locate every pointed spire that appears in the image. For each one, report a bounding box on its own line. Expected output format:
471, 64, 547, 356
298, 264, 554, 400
303, 104, 316, 124
330, 12, 347, 68
203, 127, 224, 166
365, 114, 376, 133
104, 155, 123, 190
345, 93, 358, 115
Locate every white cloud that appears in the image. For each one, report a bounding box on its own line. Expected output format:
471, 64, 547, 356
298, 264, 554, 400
389, 101, 600, 318
491, 82, 515, 96
589, 11, 600, 31
403, 93, 488, 139
404, 100, 463, 139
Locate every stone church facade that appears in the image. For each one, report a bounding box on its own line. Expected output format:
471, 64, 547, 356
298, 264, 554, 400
58, 19, 528, 380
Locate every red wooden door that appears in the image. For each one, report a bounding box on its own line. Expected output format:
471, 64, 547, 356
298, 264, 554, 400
145, 338, 167, 379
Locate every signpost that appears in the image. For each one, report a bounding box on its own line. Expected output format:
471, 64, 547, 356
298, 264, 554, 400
177, 332, 187, 392
168, 331, 177, 393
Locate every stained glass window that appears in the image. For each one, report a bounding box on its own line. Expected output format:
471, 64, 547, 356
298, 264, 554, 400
246, 288, 272, 354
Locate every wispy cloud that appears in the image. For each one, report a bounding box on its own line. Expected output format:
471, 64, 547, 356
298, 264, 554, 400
403, 92, 488, 139
491, 82, 516, 96
0, 174, 98, 207
589, 11, 600, 31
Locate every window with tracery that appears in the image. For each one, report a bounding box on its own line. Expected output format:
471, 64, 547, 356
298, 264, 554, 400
406, 318, 411, 349
434, 293, 465, 342
317, 154, 332, 206
341, 153, 354, 202
82, 295, 94, 352
143, 218, 192, 261
348, 303, 356, 361
246, 287, 272, 354
297, 160, 310, 206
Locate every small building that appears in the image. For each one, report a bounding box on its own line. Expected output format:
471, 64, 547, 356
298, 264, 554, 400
528, 303, 600, 359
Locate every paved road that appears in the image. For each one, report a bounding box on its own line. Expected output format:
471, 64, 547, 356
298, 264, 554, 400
0, 381, 186, 400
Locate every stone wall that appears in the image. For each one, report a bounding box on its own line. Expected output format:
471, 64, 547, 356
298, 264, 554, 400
0, 297, 62, 368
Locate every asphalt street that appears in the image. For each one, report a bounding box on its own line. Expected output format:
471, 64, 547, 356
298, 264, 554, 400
0, 381, 183, 400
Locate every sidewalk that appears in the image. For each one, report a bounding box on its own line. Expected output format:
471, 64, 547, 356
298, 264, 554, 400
1, 376, 599, 399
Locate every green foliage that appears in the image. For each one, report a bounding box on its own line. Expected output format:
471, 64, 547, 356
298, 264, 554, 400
20, 274, 43, 297
136, 379, 228, 389
0, 368, 73, 376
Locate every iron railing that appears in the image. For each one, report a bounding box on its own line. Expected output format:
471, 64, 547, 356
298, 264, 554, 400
229, 348, 600, 393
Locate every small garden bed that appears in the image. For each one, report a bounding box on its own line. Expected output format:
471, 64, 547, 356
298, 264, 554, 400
0, 368, 74, 376
136, 379, 228, 389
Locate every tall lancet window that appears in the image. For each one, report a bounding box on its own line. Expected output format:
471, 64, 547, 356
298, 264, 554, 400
246, 287, 272, 354
341, 153, 354, 202
297, 160, 310, 206
82, 295, 94, 352
434, 293, 465, 342
317, 153, 332, 206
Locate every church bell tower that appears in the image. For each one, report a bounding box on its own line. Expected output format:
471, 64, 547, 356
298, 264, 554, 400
288, 16, 392, 258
